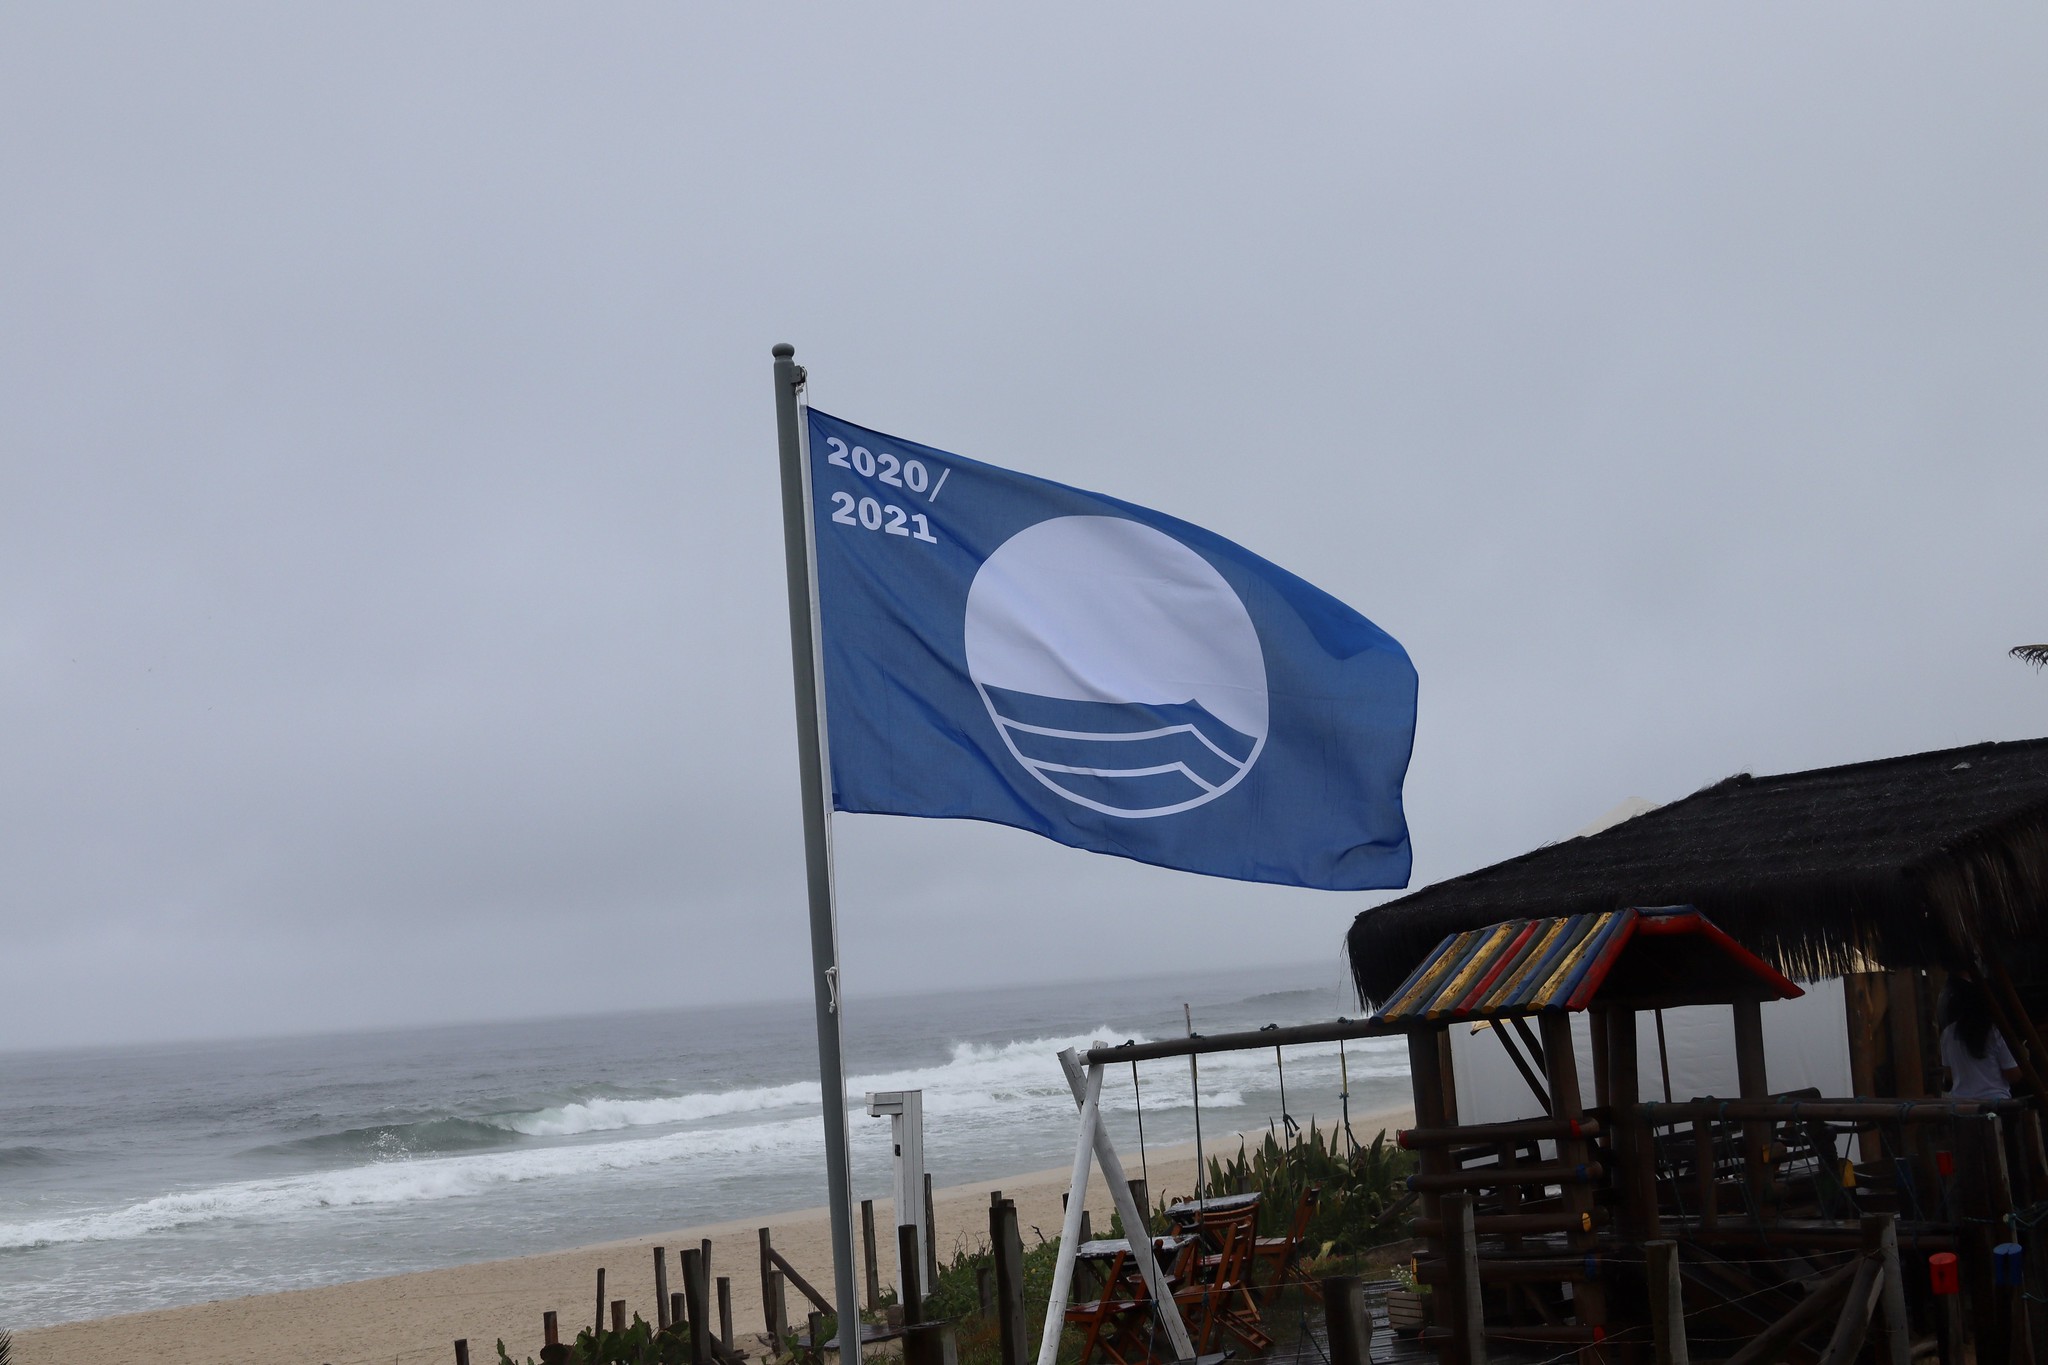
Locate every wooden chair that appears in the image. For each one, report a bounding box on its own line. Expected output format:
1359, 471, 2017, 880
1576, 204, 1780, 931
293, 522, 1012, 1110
1178, 1205, 1271, 1356
1252, 1183, 1322, 1304
1066, 1238, 1198, 1365
1065, 1246, 1133, 1365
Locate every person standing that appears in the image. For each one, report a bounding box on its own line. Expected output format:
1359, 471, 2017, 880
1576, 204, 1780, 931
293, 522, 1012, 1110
1938, 977, 2023, 1100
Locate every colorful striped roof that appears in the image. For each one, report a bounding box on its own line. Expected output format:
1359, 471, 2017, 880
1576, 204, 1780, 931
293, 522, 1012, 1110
1370, 906, 1802, 1024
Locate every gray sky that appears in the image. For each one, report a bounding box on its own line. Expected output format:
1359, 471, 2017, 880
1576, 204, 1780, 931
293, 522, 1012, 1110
4, 6, 2044, 1051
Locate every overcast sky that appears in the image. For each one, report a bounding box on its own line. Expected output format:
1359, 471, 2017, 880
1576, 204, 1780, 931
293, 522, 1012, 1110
3, 6, 2044, 1051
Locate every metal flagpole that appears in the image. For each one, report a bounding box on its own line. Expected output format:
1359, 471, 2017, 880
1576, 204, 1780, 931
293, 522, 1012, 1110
771, 343, 863, 1362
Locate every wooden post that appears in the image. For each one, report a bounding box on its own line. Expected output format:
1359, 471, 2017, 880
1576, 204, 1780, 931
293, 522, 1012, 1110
1437, 1028, 1462, 1124
683, 1245, 712, 1365
1691, 1117, 1718, 1231
861, 1199, 881, 1311
1606, 1007, 1660, 1238
611, 1300, 627, 1334
719, 1275, 735, 1351
1818, 1254, 1882, 1365
1957, 1113, 2016, 1365
1127, 1178, 1149, 1231
1589, 1009, 1612, 1111
1845, 972, 1887, 1162
760, 1228, 779, 1337
899, 1224, 925, 1324
454, 1342, 470, 1365
1443, 1193, 1488, 1365
1321, 1275, 1370, 1365
808, 1311, 824, 1363
1407, 1024, 1456, 1344
655, 1246, 671, 1330
771, 1270, 790, 1345
1646, 1240, 1688, 1365
544, 1311, 560, 1347
670, 1293, 685, 1333
1540, 1011, 1607, 1353
977, 1264, 994, 1316
1887, 971, 1928, 1097
594, 1267, 606, 1337
1732, 998, 1774, 1222
1865, 1213, 1910, 1365
990, 1195, 1027, 1365
924, 1171, 940, 1291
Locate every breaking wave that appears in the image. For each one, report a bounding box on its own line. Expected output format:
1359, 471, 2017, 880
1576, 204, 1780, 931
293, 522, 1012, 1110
0, 1117, 820, 1251
0, 1026, 1403, 1253
252, 1118, 518, 1160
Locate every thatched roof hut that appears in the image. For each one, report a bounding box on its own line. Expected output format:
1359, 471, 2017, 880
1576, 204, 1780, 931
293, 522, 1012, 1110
1347, 735, 2048, 1008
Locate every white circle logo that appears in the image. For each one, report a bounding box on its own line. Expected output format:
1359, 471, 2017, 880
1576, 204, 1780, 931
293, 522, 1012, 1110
963, 516, 1268, 818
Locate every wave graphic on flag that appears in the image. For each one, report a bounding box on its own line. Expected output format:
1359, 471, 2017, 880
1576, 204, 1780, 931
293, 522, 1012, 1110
963, 515, 1269, 819
978, 687, 1261, 817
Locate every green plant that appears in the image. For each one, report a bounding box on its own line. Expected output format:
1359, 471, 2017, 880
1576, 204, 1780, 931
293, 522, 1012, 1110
1199, 1124, 1415, 1254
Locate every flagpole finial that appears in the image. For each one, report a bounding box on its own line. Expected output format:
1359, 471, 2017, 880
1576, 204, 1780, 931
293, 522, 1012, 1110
773, 343, 795, 359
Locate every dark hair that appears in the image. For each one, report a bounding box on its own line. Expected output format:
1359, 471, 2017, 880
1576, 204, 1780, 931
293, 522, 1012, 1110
1941, 977, 1996, 1060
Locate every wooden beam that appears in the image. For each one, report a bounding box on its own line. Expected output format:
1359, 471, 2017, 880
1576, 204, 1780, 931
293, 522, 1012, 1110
1540, 1011, 1607, 1358
1719, 1258, 1860, 1365
1401, 1117, 1598, 1147
1816, 1254, 1882, 1365
1605, 1007, 1660, 1238
1887, 971, 1928, 1098
1648, 1240, 1689, 1365
1733, 998, 1774, 1222
1488, 1020, 1551, 1114
1843, 972, 1886, 1162
1407, 1026, 1455, 1347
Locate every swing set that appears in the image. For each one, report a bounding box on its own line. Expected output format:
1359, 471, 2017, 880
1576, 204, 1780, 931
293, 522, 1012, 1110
1039, 1014, 1401, 1365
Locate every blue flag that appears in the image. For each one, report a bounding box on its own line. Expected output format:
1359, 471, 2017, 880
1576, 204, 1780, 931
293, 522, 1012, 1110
807, 409, 1417, 891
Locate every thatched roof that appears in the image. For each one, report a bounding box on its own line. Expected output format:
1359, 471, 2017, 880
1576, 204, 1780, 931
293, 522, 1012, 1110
1347, 736, 2048, 1008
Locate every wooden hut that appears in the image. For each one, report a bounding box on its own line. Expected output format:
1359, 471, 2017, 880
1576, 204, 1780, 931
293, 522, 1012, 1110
1349, 737, 2048, 1364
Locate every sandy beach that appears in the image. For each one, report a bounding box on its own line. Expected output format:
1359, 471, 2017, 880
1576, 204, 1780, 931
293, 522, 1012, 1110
13, 1107, 1410, 1365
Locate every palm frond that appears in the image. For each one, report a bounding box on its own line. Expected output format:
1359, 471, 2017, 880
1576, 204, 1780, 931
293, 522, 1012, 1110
1, 1327, 13, 1365
2012, 645, 2048, 669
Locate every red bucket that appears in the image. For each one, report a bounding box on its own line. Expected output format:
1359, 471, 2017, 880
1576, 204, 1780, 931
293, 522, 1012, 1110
1930, 1252, 1960, 1296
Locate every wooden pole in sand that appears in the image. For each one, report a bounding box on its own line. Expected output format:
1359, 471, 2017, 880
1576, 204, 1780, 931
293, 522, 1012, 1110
991, 1195, 1027, 1365
454, 1341, 470, 1365
611, 1301, 627, 1334
861, 1199, 881, 1310
593, 1267, 606, 1337
924, 1172, 939, 1290
682, 1246, 712, 1365
654, 1246, 671, 1330
718, 1275, 735, 1351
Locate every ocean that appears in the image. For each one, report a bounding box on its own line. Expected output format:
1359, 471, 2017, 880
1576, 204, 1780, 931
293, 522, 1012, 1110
0, 961, 1413, 1331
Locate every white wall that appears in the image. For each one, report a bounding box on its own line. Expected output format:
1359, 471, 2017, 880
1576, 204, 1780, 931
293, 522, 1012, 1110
1447, 978, 1853, 1126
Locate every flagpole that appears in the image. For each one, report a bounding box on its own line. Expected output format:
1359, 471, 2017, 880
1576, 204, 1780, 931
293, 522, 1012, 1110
771, 342, 863, 1362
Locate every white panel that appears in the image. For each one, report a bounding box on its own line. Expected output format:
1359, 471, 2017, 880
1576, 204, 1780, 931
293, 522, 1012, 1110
1445, 978, 1853, 1123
